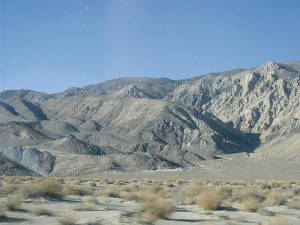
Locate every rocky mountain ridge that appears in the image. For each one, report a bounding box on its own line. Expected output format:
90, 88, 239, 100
0, 60, 299, 176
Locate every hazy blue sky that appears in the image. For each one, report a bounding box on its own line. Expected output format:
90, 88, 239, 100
1, 0, 299, 93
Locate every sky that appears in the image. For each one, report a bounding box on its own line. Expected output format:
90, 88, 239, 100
0, 0, 300, 93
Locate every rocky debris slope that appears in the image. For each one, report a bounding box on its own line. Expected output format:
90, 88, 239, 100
0, 154, 39, 176
0, 61, 299, 175
38, 134, 105, 155
0, 146, 55, 175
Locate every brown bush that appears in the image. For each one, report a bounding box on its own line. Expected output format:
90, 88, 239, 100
181, 183, 205, 205
5, 196, 22, 211
83, 196, 98, 209
0, 204, 6, 217
22, 179, 64, 199
57, 214, 77, 225
62, 184, 92, 196
265, 190, 286, 206
196, 189, 222, 210
31, 207, 53, 216
139, 187, 174, 223
100, 188, 123, 198
242, 191, 264, 212
0, 184, 18, 196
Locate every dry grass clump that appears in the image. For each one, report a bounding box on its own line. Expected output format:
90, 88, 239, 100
196, 189, 222, 210
62, 184, 93, 196
242, 191, 265, 212
100, 187, 123, 198
180, 183, 205, 205
72, 180, 81, 185
22, 179, 64, 199
100, 184, 140, 200
118, 184, 140, 200
5, 196, 22, 211
260, 182, 271, 192
219, 186, 233, 199
0, 184, 18, 196
0, 204, 6, 217
89, 181, 96, 187
20, 178, 93, 199
292, 188, 300, 196
83, 196, 98, 209
139, 186, 174, 223
264, 190, 286, 206
57, 214, 77, 225
31, 207, 53, 216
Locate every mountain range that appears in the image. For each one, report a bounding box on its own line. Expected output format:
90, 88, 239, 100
0, 61, 299, 176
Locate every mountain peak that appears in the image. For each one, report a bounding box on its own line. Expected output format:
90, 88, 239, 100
113, 84, 154, 99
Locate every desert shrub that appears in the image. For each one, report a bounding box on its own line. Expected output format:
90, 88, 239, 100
175, 179, 185, 185
101, 184, 140, 199
5, 196, 22, 211
100, 188, 123, 198
260, 183, 271, 192
196, 189, 222, 210
62, 185, 92, 196
147, 185, 165, 194
89, 181, 96, 187
83, 196, 98, 209
118, 185, 140, 200
115, 180, 129, 186
0, 204, 6, 217
58, 214, 77, 225
139, 186, 174, 223
181, 183, 205, 205
242, 191, 264, 212
22, 179, 64, 199
265, 190, 286, 206
0, 184, 18, 196
293, 188, 300, 196
220, 187, 233, 199
31, 207, 53, 216
72, 180, 81, 185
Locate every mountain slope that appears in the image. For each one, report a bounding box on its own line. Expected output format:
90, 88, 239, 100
0, 60, 299, 175
166, 61, 300, 143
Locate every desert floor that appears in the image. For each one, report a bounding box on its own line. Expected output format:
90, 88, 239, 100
0, 173, 300, 225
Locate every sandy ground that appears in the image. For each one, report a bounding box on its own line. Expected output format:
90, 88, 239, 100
1, 177, 300, 225
79, 153, 300, 180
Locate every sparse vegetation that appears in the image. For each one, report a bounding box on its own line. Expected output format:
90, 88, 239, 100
181, 183, 204, 205
20, 179, 64, 199
0, 184, 18, 196
139, 186, 174, 223
0, 204, 6, 217
242, 191, 264, 212
62, 184, 93, 196
5, 196, 22, 211
31, 207, 53, 216
0, 177, 299, 224
196, 189, 222, 210
58, 214, 77, 225
83, 196, 98, 209
265, 190, 286, 206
